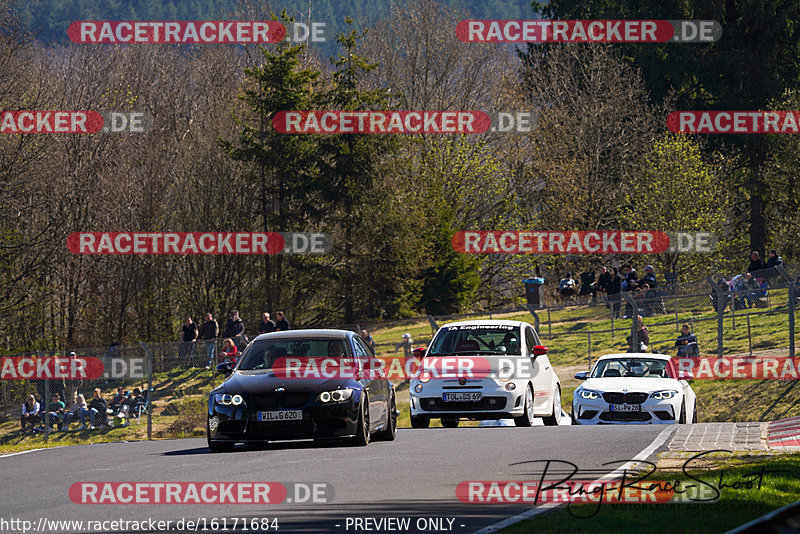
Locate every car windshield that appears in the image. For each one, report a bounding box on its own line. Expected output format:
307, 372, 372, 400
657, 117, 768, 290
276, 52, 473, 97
591, 358, 669, 379
237, 338, 352, 371
428, 325, 522, 356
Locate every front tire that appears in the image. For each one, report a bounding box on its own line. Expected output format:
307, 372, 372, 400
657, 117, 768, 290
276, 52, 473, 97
543, 385, 561, 426
374, 390, 397, 441
410, 415, 430, 428
691, 403, 697, 423
514, 385, 534, 427
679, 401, 687, 424
207, 421, 235, 452
352, 395, 370, 446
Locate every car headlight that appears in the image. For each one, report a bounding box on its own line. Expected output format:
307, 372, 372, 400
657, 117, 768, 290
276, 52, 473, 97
497, 365, 513, 382
214, 393, 237, 406
650, 390, 678, 400
317, 388, 354, 403
577, 389, 601, 400
419, 371, 432, 383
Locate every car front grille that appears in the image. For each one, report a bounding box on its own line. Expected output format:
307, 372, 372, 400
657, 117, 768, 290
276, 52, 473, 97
602, 392, 648, 404
599, 411, 652, 422
420, 397, 507, 411
252, 393, 309, 410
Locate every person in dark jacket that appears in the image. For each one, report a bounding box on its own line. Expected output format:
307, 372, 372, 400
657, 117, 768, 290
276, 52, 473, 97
88, 388, 108, 429
596, 266, 612, 301
675, 323, 699, 357
199, 312, 219, 369
179, 316, 198, 367
579, 270, 596, 303
258, 312, 276, 335
274, 311, 290, 331
765, 249, 784, 281
747, 251, 764, 274
608, 267, 622, 319
223, 310, 246, 350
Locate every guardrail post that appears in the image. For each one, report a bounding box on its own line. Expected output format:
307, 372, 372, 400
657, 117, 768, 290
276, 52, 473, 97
547, 308, 552, 337
707, 277, 724, 357
139, 342, 154, 440
587, 332, 592, 367
776, 265, 795, 358
525, 305, 541, 335
426, 315, 438, 336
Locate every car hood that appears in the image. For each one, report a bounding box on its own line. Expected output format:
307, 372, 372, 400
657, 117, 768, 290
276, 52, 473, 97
213, 371, 359, 395
580, 377, 680, 393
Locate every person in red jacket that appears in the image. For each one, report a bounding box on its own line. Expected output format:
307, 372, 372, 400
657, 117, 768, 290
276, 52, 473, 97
220, 338, 239, 364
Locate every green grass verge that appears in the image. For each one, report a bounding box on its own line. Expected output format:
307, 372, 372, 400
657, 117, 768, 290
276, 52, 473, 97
500, 453, 800, 534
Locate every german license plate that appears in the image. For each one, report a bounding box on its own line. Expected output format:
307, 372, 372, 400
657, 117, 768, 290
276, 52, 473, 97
258, 410, 302, 421
443, 392, 482, 402
610, 404, 640, 412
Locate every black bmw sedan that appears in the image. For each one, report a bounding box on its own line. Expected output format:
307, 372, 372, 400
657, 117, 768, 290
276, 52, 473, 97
207, 329, 396, 451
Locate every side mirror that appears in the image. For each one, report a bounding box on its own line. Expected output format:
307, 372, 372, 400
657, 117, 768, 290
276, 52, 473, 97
678, 370, 694, 380
215, 362, 234, 375
574, 371, 589, 380
412, 347, 426, 359
532, 345, 548, 357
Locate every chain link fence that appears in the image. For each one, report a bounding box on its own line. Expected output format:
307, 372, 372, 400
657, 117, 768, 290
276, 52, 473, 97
1, 265, 797, 444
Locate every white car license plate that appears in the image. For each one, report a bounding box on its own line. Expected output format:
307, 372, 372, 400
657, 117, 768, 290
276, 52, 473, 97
442, 392, 482, 402
610, 404, 640, 412
257, 410, 302, 421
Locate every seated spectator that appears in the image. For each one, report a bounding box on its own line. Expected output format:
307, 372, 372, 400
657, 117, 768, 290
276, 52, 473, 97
123, 388, 146, 420
62, 393, 89, 430
220, 338, 239, 365
765, 249, 784, 281
741, 272, 762, 308
711, 277, 731, 312
88, 388, 108, 429
747, 251, 764, 275
642, 265, 657, 288
558, 272, 577, 298
109, 387, 128, 414
47, 393, 65, 431
20, 394, 41, 433
675, 323, 699, 357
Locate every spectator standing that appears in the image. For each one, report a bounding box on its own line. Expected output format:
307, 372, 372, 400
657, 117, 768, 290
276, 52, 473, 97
642, 265, 657, 288
20, 394, 40, 433
259, 312, 276, 335
47, 393, 65, 431
395, 333, 413, 359
675, 323, 699, 357
180, 316, 198, 367
223, 310, 246, 350
579, 270, 596, 303
199, 312, 219, 369
627, 315, 649, 352
608, 267, 622, 319
220, 338, 239, 365
747, 251, 764, 274
361, 329, 376, 353
558, 272, 576, 299
596, 266, 612, 303
274, 311, 290, 331
88, 388, 108, 429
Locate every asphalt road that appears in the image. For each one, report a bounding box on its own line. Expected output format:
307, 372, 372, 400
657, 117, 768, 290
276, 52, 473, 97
0, 425, 673, 534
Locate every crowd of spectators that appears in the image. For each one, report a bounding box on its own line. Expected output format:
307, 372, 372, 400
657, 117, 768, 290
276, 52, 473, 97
20, 387, 147, 434
560, 263, 665, 319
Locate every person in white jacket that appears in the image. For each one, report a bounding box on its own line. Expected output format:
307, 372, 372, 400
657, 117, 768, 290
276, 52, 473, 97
20, 394, 40, 433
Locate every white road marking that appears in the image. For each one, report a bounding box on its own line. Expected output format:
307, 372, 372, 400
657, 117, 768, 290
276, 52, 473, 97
0, 446, 67, 459
472, 425, 676, 533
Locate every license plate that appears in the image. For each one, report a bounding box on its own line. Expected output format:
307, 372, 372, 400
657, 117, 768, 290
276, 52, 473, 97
443, 392, 482, 402
610, 404, 640, 412
257, 410, 302, 421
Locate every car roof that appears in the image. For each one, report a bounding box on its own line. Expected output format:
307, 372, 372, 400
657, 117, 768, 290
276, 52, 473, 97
440, 319, 529, 328
251, 329, 353, 342
596, 352, 671, 361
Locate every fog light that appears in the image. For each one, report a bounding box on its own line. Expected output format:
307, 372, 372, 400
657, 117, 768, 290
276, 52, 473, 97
426, 399, 436, 408
489, 399, 496, 405
505, 382, 516, 391
414, 384, 423, 393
